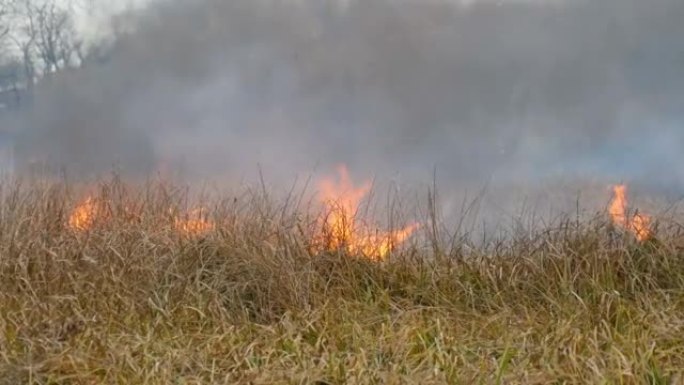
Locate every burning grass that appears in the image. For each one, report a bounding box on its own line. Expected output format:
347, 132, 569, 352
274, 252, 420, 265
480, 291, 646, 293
1, 176, 684, 384
314, 165, 420, 260
609, 184, 653, 242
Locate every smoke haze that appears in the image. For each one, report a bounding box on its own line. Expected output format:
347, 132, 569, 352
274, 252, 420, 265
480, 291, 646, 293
5, 0, 684, 221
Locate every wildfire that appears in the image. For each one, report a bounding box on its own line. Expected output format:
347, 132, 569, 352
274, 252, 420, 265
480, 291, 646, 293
68, 197, 98, 232
315, 165, 419, 260
609, 184, 652, 242
174, 208, 215, 236
68, 194, 214, 236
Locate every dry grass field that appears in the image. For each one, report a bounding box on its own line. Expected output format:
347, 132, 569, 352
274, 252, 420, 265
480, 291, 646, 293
1, 174, 683, 384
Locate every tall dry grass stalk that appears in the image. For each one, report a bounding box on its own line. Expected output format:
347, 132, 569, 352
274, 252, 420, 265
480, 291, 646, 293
0, 176, 683, 384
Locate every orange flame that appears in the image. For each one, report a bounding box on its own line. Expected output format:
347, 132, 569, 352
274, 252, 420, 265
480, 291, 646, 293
68, 194, 214, 236
609, 184, 652, 242
609, 185, 628, 228
316, 165, 419, 260
174, 208, 214, 236
68, 197, 98, 232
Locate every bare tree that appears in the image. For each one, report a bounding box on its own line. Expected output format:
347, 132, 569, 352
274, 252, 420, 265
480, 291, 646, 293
0, 0, 10, 45
9, 0, 80, 80
0, 59, 23, 106
9, 0, 37, 95
30, 0, 77, 75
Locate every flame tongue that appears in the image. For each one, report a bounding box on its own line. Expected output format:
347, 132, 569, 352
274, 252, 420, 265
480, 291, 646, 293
609, 184, 652, 242
357, 222, 421, 260
68, 197, 98, 232
609, 185, 628, 228
175, 208, 214, 236
317, 165, 418, 260
68, 194, 215, 236
318, 165, 372, 250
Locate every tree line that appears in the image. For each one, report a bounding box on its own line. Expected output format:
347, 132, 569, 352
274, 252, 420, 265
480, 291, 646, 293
0, 0, 111, 107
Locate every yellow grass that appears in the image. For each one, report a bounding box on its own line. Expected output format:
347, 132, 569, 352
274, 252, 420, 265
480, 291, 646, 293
0, 176, 683, 384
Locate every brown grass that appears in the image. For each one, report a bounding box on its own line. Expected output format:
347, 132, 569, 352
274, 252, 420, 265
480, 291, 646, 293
1, 176, 683, 384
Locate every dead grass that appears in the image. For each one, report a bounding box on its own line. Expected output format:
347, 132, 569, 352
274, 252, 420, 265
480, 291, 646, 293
0, 176, 683, 384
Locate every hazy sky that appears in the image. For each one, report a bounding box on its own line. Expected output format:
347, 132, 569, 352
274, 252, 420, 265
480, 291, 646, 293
6, 0, 684, 220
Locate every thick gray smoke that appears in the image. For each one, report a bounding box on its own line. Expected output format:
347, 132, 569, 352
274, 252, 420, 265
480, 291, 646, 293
6, 0, 684, 219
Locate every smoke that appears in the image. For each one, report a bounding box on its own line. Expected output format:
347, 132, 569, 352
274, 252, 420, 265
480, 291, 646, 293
6, 0, 684, 217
